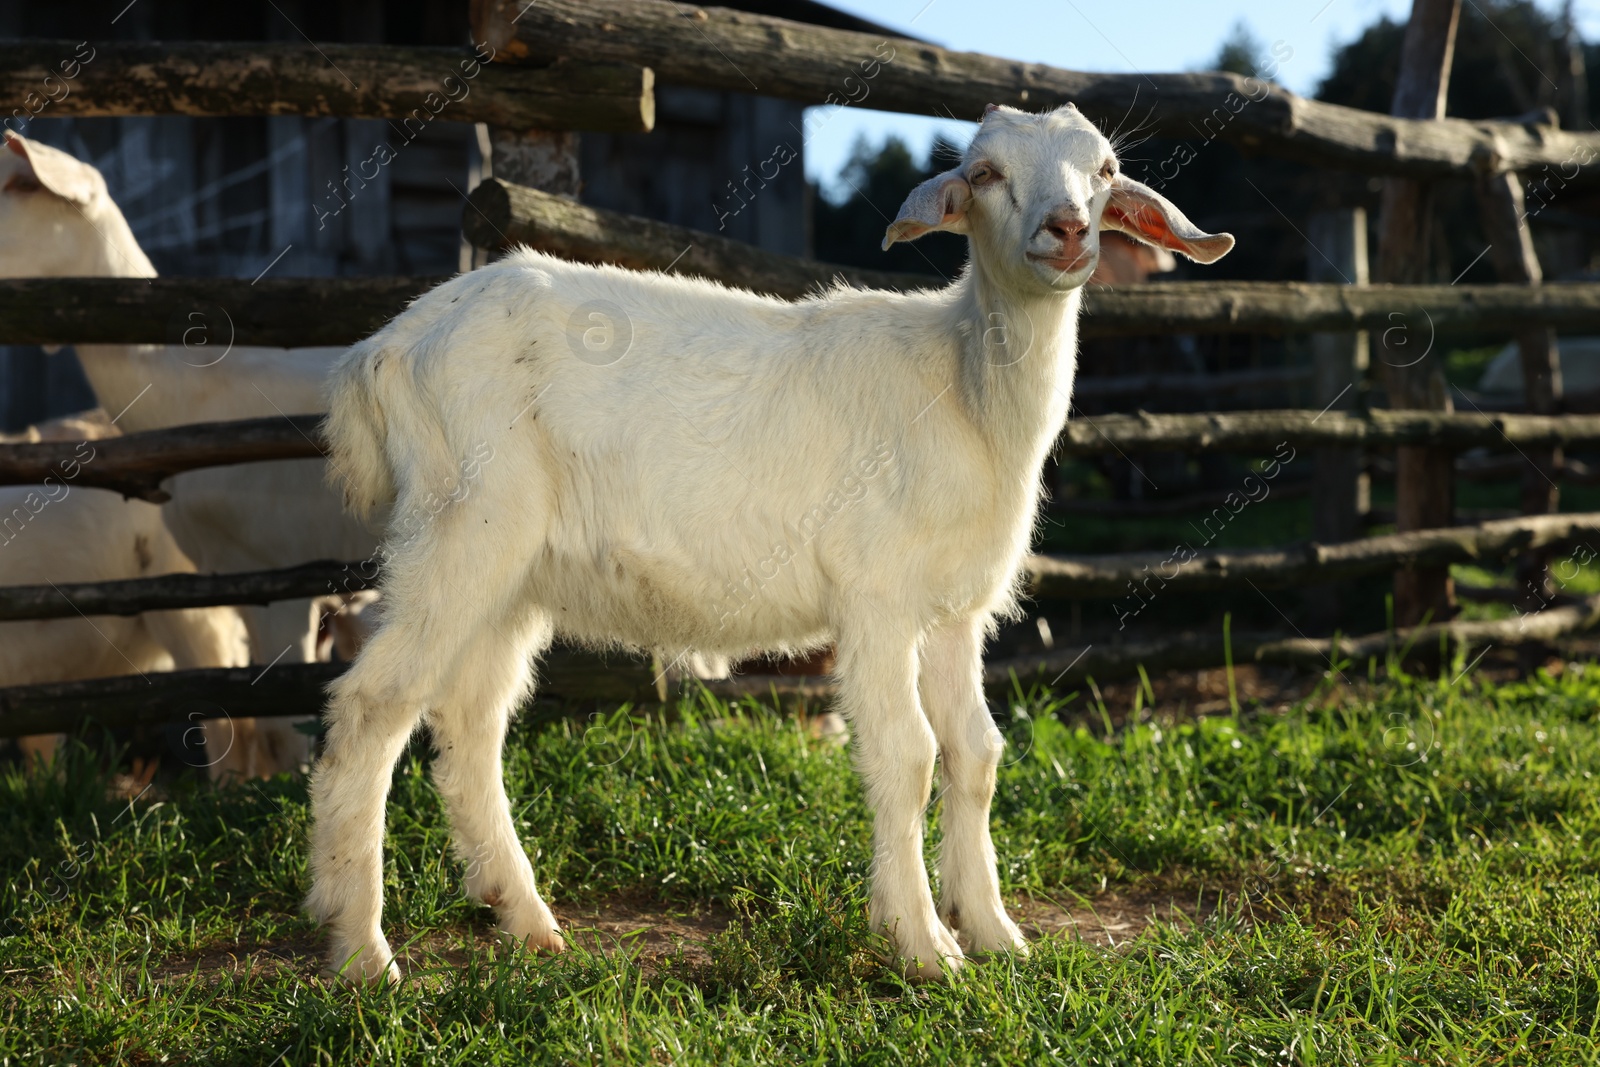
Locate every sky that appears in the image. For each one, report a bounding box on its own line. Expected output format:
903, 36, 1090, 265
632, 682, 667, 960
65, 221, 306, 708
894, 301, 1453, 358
802, 0, 1600, 195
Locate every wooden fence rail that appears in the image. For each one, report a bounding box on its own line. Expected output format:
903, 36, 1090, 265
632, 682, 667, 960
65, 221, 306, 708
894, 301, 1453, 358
0, 277, 442, 348
2, 41, 655, 132
474, 0, 1600, 182
7, 595, 1598, 739
7, 273, 1600, 347
0, 415, 325, 501
986, 593, 1600, 692
1027, 512, 1600, 599
464, 179, 1600, 337
0, 560, 369, 622
14, 411, 1600, 498
0, 653, 817, 739
1, 513, 1591, 622
1055, 410, 1600, 454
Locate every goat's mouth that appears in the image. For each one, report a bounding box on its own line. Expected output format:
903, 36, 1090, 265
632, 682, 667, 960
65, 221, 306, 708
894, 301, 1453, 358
1026, 250, 1096, 276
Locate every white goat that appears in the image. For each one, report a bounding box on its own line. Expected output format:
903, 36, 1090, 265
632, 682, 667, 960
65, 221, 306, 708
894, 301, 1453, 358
0, 421, 250, 767
307, 104, 1231, 982
0, 131, 377, 776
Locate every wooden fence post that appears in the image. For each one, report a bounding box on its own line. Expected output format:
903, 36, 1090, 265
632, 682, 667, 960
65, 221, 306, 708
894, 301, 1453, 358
1308, 208, 1370, 540
469, 0, 582, 212
1376, 0, 1461, 627
1307, 208, 1370, 622
1474, 169, 1562, 599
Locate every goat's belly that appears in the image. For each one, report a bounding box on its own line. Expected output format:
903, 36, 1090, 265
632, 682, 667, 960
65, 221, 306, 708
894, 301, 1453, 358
528, 549, 825, 654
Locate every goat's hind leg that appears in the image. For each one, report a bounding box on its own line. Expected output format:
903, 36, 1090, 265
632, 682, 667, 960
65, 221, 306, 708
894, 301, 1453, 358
426, 609, 563, 955
306, 548, 503, 982
305, 619, 430, 983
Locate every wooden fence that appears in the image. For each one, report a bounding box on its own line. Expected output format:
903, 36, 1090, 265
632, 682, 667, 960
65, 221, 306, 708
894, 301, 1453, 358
4, 0, 1600, 738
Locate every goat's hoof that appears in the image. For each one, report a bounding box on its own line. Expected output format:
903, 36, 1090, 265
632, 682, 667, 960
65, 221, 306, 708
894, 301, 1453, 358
506, 927, 566, 955
891, 921, 965, 982
500, 898, 565, 955
943, 908, 1030, 958
323, 941, 400, 985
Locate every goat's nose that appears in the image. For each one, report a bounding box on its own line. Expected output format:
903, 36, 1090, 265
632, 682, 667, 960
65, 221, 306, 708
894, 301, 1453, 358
1044, 213, 1090, 242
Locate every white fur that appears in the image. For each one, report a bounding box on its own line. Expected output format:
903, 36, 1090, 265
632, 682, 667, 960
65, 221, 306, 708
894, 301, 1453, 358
0, 131, 377, 778
305, 104, 1232, 982
0, 447, 250, 769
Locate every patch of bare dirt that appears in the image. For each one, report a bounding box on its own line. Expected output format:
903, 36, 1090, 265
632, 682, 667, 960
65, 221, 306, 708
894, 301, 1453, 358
1085, 664, 1325, 722
1011, 889, 1219, 948
149, 933, 322, 985
138, 889, 1215, 988
551, 899, 736, 966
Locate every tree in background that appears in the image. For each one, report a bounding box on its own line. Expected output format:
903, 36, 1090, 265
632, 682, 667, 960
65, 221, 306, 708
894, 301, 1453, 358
1213, 20, 1267, 78
809, 1, 1595, 286
1320, 0, 1589, 126
811, 134, 967, 279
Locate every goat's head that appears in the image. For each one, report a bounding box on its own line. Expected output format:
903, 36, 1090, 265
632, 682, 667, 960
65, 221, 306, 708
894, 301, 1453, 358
883, 104, 1233, 292
0, 131, 151, 277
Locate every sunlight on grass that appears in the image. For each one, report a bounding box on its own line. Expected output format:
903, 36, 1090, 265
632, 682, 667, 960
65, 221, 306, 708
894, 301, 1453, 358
5, 664, 1600, 1064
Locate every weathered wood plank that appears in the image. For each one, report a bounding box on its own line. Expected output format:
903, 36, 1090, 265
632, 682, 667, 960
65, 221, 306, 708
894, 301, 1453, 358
0, 276, 443, 347
0, 416, 326, 501
7, 593, 1597, 738
1027, 512, 1600, 600
0, 560, 372, 622
473, 0, 1600, 181
2, 511, 1590, 622
1, 41, 654, 132
14, 410, 1600, 500
464, 177, 930, 297
5, 273, 1600, 346
464, 180, 1600, 336
0, 652, 790, 738
1054, 409, 1600, 454
986, 594, 1600, 690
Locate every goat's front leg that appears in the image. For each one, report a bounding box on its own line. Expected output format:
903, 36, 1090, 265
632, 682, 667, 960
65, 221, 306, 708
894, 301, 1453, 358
920, 620, 1027, 956
836, 626, 963, 980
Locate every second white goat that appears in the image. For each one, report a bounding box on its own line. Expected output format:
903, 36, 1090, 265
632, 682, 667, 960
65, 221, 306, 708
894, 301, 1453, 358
308, 104, 1233, 982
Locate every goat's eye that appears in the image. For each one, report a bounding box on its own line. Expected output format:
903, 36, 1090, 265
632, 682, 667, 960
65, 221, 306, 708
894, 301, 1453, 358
1099, 160, 1117, 181
968, 163, 1001, 186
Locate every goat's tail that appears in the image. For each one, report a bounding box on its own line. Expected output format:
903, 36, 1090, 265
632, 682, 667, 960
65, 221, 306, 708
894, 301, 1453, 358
324, 337, 398, 520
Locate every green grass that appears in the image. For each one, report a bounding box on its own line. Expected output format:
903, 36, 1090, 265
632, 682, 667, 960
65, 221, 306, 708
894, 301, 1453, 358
1445, 345, 1505, 390
5, 661, 1600, 1064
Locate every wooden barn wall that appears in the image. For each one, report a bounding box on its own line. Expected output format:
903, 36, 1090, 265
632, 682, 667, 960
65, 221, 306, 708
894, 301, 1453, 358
0, 0, 816, 431
581, 88, 812, 260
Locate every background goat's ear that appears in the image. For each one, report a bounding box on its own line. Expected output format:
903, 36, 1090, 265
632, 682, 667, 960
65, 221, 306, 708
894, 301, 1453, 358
882, 169, 972, 249
3, 132, 100, 205
1101, 176, 1234, 264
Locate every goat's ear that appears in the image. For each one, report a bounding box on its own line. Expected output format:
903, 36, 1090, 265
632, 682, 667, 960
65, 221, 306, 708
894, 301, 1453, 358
1101, 175, 1234, 264
3, 131, 99, 205
882, 169, 972, 250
